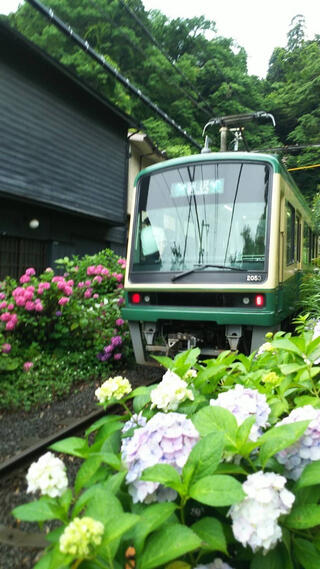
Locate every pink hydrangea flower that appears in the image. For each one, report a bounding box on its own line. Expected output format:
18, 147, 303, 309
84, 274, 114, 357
0, 312, 11, 322
6, 319, 17, 331
58, 297, 69, 306
114, 353, 122, 360
115, 318, 124, 326
20, 274, 30, 284
78, 282, 85, 288
25, 268, 36, 276
24, 361, 33, 372
93, 276, 102, 284
86, 266, 95, 276
16, 296, 26, 307
7, 303, 14, 311
85, 280, 91, 287
118, 297, 124, 306
0, 293, 6, 300
0, 301, 7, 310
25, 301, 35, 311
84, 289, 92, 299
63, 286, 73, 296
93, 294, 99, 299
1, 343, 11, 354
35, 301, 44, 312
101, 268, 110, 276
24, 290, 34, 301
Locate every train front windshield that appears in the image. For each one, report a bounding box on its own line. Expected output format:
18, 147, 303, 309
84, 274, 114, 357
131, 161, 270, 275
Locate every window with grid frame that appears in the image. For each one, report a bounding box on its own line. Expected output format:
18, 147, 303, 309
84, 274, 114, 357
0, 236, 48, 280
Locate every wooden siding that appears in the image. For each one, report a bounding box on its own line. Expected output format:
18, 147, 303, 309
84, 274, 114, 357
0, 24, 130, 225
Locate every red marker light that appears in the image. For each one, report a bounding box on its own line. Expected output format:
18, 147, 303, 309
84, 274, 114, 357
131, 293, 142, 304
254, 294, 265, 307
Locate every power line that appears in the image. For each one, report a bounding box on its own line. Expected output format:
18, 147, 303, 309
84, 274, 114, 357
288, 163, 320, 172
117, 0, 214, 117
24, 0, 202, 150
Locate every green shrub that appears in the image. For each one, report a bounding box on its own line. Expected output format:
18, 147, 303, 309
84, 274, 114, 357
0, 250, 132, 409
12, 331, 320, 569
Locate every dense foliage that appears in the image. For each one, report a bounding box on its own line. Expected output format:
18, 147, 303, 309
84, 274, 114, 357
12, 326, 320, 569
0, 249, 131, 410
4, 2, 320, 200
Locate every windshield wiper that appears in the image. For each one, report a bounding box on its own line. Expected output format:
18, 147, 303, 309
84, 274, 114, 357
171, 264, 246, 282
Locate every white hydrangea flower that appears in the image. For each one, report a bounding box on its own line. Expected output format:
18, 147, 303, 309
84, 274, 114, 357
59, 516, 104, 557
256, 341, 273, 356
26, 451, 68, 498
121, 412, 199, 503
95, 375, 132, 403
276, 405, 320, 480
150, 370, 194, 412
210, 384, 270, 441
195, 559, 234, 569
229, 471, 295, 554
184, 369, 198, 379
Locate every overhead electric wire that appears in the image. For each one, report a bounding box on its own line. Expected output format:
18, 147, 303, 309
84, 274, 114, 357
288, 163, 320, 172
117, 0, 215, 117
87, 0, 212, 117
24, 0, 202, 150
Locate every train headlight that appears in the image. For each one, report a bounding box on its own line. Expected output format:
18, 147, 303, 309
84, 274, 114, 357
144, 295, 150, 303
242, 297, 250, 305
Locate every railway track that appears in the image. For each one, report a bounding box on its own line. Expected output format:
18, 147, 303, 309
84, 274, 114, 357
0, 405, 107, 478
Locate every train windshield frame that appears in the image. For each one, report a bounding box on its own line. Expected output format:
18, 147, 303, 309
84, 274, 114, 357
130, 160, 272, 282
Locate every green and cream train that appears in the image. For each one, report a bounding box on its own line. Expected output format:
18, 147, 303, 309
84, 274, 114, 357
122, 151, 317, 365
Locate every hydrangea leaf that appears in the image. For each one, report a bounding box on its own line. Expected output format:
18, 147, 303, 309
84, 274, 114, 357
182, 431, 225, 488
133, 502, 177, 556
141, 464, 183, 494
258, 420, 310, 467
77, 488, 122, 525
49, 436, 89, 458
99, 512, 140, 545
133, 385, 155, 413
12, 498, 61, 522
295, 460, 320, 489
293, 537, 320, 569
191, 516, 227, 554
189, 474, 245, 506
139, 524, 202, 569
192, 406, 238, 449
251, 544, 292, 569
74, 455, 103, 494
285, 504, 320, 529
85, 415, 123, 436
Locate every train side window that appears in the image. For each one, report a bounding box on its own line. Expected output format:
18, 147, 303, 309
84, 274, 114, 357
303, 223, 311, 264
296, 215, 301, 262
312, 233, 318, 260
286, 202, 295, 265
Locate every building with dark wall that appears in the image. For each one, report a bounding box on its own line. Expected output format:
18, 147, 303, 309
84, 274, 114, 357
0, 21, 135, 279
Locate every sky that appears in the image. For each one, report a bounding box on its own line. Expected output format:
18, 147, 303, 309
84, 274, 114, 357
1, 0, 320, 77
